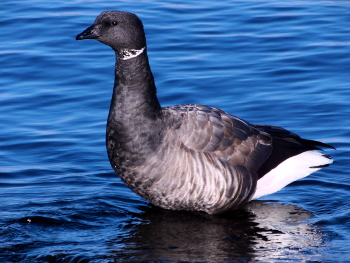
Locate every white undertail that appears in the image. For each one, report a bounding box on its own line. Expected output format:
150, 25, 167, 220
252, 151, 333, 200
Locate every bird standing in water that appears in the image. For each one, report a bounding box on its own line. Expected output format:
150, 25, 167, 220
76, 11, 334, 214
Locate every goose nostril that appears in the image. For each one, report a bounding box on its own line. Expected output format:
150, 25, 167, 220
84, 29, 93, 35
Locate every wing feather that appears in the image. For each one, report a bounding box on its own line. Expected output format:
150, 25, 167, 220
145, 105, 273, 213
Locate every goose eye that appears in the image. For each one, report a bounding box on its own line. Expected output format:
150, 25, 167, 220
112, 21, 118, 26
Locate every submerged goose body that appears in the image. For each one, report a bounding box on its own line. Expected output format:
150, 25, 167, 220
76, 11, 334, 214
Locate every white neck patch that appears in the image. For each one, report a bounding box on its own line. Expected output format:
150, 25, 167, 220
119, 47, 145, 60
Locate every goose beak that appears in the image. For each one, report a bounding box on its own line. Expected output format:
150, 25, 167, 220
76, 24, 99, 40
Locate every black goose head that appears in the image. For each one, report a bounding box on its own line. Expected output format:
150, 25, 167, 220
76, 11, 146, 51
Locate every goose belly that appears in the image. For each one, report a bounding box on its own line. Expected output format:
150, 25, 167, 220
126, 146, 255, 214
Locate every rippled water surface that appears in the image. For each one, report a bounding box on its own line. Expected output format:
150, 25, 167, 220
1, 1, 350, 262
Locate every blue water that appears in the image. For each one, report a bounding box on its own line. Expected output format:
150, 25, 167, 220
1, 1, 349, 262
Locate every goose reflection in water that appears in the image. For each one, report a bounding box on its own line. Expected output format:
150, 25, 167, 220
109, 201, 324, 262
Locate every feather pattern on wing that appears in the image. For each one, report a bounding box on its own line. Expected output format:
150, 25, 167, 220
119, 105, 273, 214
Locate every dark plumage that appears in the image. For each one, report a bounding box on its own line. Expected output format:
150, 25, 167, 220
76, 11, 334, 214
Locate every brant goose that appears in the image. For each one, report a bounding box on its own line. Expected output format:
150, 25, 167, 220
76, 11, 334, 214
